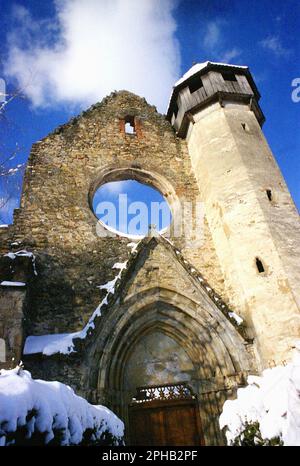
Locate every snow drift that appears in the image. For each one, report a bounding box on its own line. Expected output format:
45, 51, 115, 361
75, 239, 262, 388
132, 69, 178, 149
0, 366, 124, 446
219, 344, 300, 446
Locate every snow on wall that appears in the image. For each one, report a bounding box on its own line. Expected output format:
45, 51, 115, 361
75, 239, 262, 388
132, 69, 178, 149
219, 343, 300, 446
228, 312, 243, 326
0, 366, 124, 446
0, 281, 26, 287
4, 249, 38, 276
23, 250, 139, 356
127, 242, 139, 254
24, 291, 109, 356
24, 332, 81, 356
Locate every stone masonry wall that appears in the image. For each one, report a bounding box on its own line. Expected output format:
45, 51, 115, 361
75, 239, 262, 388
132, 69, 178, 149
1, 91, 226, 338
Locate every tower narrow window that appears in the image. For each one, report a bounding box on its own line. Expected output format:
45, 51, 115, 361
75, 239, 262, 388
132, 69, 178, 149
266, 189, 272, 202
256, 257, 265, 274
241, 122, 250, 132
173, 102, 179, 119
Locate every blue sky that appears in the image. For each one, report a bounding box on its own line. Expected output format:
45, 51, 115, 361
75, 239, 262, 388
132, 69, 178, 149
0, 0, 299, 228
93, 181, 172, 235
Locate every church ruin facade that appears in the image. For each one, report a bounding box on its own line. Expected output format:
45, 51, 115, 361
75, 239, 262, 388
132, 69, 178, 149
1, 62, 300, 445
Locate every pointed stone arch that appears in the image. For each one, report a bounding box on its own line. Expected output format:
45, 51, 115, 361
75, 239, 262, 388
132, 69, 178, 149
85, 286, 253, 445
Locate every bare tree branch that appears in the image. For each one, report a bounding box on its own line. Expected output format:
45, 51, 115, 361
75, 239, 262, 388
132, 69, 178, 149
0, 86, 27, 224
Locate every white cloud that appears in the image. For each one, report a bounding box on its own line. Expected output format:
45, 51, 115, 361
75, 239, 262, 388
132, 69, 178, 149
260, 36, 291, 58
100, 181, 130, 195
203, 22, 220, 49
202, 21, 242, 66
220, 47, 241, 64
4, 0, 180, 113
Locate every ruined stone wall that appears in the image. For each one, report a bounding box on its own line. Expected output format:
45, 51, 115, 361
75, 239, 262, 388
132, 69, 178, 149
0, 254, 35, 369
2, 91, 225, 338
0, 92, 261, 445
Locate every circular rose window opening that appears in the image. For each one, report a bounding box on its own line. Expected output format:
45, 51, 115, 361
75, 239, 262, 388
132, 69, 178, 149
93, 180, 172, 238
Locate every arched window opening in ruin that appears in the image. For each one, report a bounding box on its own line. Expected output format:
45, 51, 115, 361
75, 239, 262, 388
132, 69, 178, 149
92, 180, 172, 237
256, 257, 265, 274
124, 116, 136, 134
173, 102, 179, 119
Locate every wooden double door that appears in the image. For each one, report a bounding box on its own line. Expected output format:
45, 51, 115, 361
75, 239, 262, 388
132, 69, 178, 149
129, 398, 204, 446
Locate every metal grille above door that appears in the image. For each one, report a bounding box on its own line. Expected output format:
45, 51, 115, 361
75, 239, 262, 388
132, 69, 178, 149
128, 382, 205, 446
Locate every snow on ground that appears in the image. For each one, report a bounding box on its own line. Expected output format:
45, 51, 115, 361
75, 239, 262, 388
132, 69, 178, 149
0, 366, 124, 446
219, 342, 300, 446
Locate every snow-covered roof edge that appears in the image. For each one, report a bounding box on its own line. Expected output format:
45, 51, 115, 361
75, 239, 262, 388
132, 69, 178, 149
166, 60, 256, 116
174, 61, 248, 88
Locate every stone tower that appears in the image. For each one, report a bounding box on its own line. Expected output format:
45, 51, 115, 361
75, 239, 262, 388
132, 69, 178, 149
167, 61, 300, 369
0, 62, 299, 445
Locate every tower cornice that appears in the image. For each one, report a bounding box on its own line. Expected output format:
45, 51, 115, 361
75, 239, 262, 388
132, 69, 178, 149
167, 61, 265, 137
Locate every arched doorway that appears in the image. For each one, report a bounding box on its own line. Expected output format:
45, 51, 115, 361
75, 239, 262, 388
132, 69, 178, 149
90, 290, 253, 445
124, 329, 203, 445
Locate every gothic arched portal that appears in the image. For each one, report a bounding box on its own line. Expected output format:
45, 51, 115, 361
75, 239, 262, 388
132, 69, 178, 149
84, 278, 253, 445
